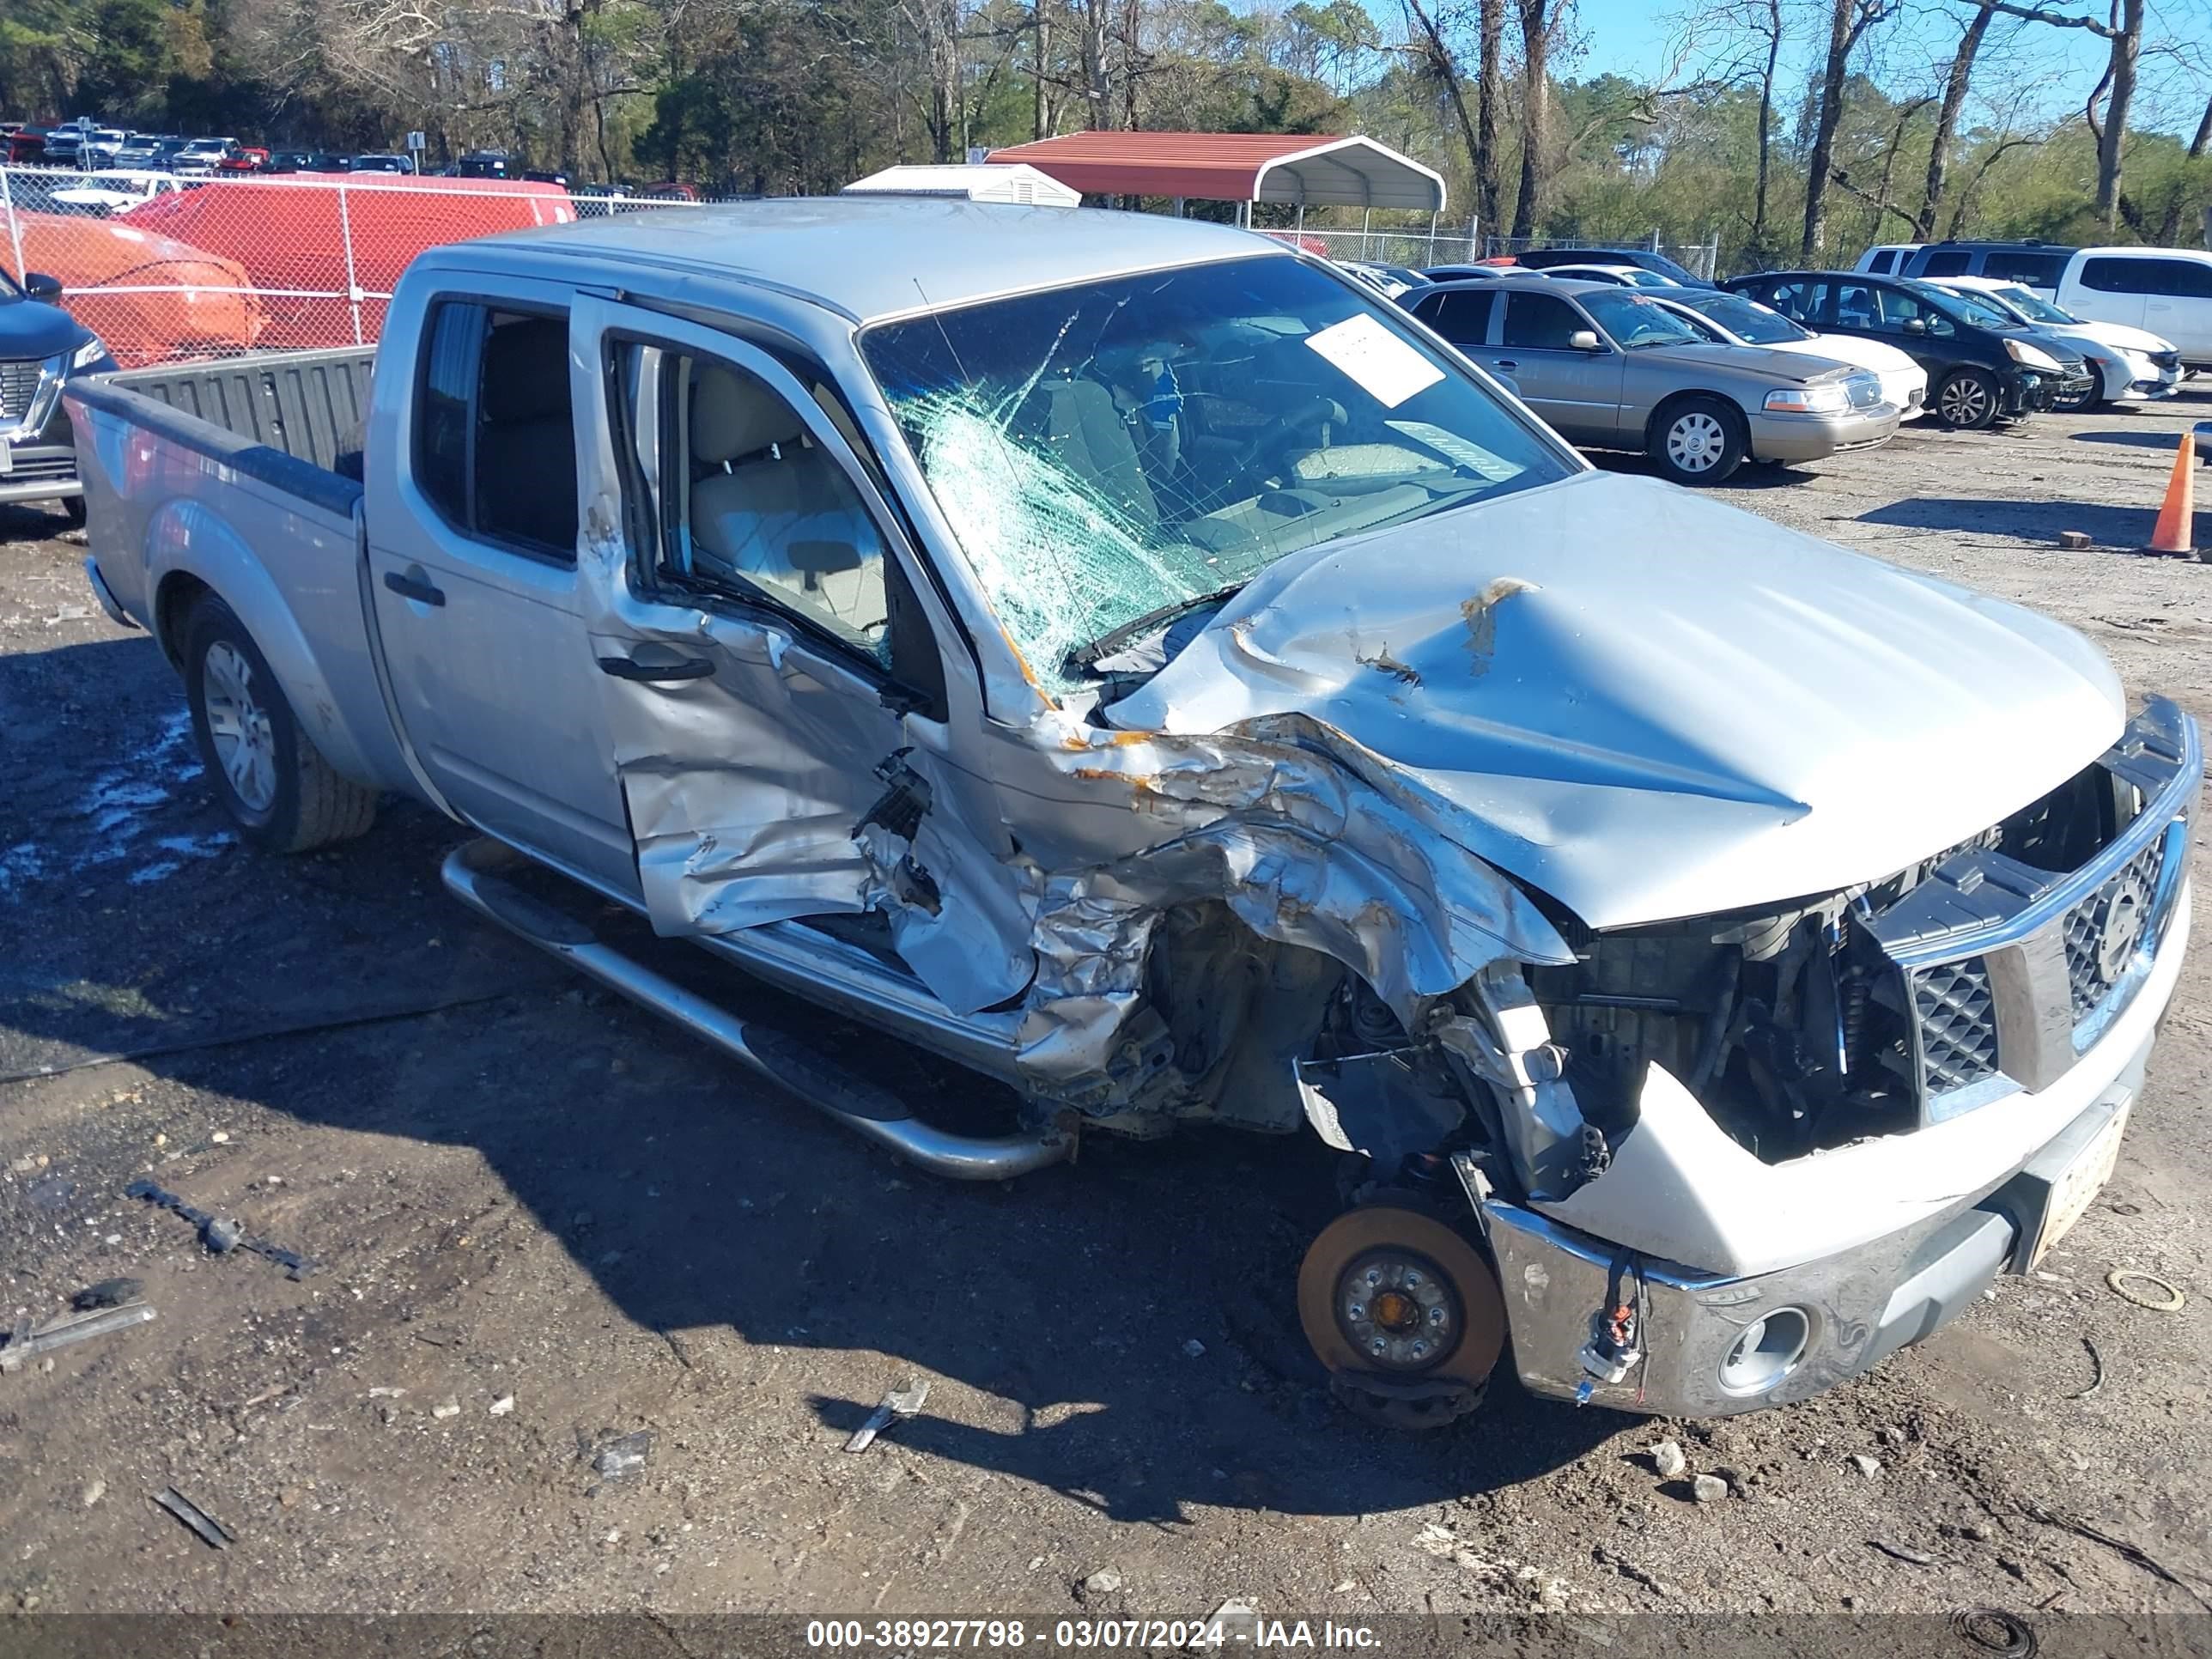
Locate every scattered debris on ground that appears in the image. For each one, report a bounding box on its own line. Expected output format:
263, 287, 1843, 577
151, 1486, 235, 1549
843, 1379, 929, 1453
125, 1177, 318, 1278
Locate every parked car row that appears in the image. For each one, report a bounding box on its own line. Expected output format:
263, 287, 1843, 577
1358, 237, 2197, 484
1856, 239, 2212, 370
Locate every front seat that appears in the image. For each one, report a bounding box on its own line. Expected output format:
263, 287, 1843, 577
688, 363, 887, 641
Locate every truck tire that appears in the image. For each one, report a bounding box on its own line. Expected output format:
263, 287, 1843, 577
182, 594, 378, 853
1647, 395, 1747, 486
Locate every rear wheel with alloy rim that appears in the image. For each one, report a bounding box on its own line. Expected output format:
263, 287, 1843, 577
1935, 367, 2000, 429
183, 594, 379, 853
1648, 395, 1747, 485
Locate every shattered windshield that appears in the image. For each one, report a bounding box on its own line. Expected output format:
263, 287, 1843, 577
860, 255, 1574, 693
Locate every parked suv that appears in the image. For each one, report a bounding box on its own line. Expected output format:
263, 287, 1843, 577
1723, 270, 2089, 428
1863, 240, 2076, 294
1408, 275, 1896, 483
2057, 249, 2212, 369
0, 267, 118, 522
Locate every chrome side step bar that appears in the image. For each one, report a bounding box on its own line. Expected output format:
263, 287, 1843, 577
441, 839, 1072, 1181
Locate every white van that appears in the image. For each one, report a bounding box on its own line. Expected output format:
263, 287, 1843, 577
2056, 248, 2212, 368
1856, 244, 1923, 276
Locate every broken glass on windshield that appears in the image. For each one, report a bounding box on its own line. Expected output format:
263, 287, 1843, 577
860, 254, 1575, 695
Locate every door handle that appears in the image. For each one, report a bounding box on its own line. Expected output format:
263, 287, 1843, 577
1492, 358, 1518, 371
382, 570, 445, 607
598, 653, 716, 682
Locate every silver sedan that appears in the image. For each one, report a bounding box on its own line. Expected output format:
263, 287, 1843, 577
1405, 275, 1900, 484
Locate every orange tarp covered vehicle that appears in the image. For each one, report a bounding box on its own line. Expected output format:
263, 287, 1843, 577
9, 210, 264, 367
118, 173, 577, 349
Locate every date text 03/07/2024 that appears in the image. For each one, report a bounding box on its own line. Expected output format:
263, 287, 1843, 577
804, 1618, 1383, 1650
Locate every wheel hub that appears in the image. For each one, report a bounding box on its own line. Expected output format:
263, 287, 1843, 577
1668, 414, 1723, 471
1297, 1200, 1507, 1426
1338, 1249, 1456, 1370
203, 641, 277, 813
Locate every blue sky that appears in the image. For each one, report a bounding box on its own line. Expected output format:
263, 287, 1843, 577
1336, 0, 2199, 133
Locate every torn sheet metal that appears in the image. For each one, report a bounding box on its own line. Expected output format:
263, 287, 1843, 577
578, 501, 1039, 1014
1006, 710, 1576, 1103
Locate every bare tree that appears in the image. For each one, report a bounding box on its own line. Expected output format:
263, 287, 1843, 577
1829, 93, 1934, 240
1917, 0, 1998, 236
2158, 88, 2212, 242
1801, 0, 1898, 259
1508, 0, 1553, 237
1033, 0, 1053, 138
1401, 0, 1488, 224
1477, 0, 1504, 237
1746, 0, 1783, 258
1979, 0, 2142, 230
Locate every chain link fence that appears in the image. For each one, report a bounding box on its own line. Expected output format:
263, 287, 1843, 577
0, 166, 707, 368
1479, 232, 1723, 280
1, 164, 1735, 368
1253, 226, 1484, 270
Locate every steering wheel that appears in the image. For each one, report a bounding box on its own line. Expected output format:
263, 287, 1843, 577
1255, 397, 1348, 478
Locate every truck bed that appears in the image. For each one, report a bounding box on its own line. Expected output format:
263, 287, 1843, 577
66, 343, 413, 797
112, 345, 375, 479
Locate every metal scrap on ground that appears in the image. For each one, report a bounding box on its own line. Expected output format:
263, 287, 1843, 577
844, 1380, 930, 1453
151, 1486, 235, 1549
125, 1177, 318, 1278
0, 1303, 157, 1375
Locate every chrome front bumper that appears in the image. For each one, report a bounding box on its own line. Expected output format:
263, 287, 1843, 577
1478, 1034, 2144, 1416
1476, 701, 2197, 1417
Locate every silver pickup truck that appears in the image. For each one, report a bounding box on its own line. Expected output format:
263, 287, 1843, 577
68, 201, 2198, 1429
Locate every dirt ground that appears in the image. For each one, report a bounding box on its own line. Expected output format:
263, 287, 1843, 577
3, 387, 2211, 1631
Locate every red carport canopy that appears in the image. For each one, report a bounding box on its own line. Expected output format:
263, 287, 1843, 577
985, 131, 1447, 213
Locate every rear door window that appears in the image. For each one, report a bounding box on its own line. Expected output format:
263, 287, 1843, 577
1918, 250, 1971, 277
2080, 257, 2158, 295
1984, 251, 2064, 288
1418, 289, 1497, 346
1764, 279, 1828, 325
413, 301, 579, 561
1864, 250, 1896, 274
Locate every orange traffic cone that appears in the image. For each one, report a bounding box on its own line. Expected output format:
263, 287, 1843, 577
2142, 429, 2195, 556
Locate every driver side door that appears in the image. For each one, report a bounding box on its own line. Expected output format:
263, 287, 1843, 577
1486, 291, 1624, 444
569, 299, 1036, 1013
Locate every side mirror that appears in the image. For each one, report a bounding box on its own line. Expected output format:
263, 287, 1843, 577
1568, 329, 1603, 352
1902, 317, 1927, 335
24, 271, 64, 301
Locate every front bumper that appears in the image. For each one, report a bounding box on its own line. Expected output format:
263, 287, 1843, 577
1, 354, 85, 505
1747, 404, 1900, 463
1481, 701, 2197, 1416
1480, 1033, 2145, 1416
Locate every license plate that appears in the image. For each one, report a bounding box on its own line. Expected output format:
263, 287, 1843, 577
2031, 1101, 2129, 1267
0, 441, 13, 476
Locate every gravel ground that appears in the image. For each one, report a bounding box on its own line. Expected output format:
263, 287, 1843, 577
2, 389, 2210, 1628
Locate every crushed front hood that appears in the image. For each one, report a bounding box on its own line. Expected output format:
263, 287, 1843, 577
1105, 471, 2125, 929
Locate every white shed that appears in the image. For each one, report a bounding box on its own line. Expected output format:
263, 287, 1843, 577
841, 164, 1082, 209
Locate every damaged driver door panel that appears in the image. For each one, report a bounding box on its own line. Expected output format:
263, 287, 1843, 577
572, 301, 1036, 1012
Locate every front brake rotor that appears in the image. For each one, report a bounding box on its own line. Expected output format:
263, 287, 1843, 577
1297, 1200, 1506, 1417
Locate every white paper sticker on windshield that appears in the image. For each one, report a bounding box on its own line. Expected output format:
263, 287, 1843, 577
1304, 313, 1444, 410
